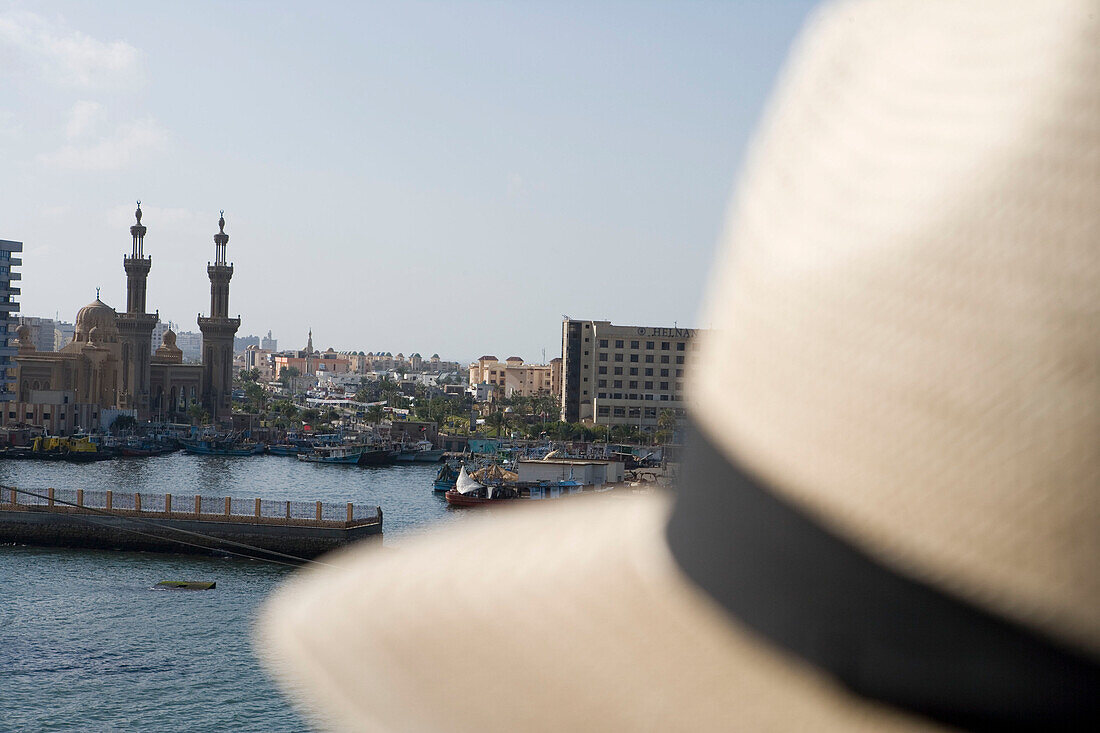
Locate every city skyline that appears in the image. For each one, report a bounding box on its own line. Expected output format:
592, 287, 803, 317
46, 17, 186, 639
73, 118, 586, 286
1, 1, 817, 360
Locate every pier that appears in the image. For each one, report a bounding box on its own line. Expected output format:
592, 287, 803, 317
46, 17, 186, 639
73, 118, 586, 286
0, 486, 382, 561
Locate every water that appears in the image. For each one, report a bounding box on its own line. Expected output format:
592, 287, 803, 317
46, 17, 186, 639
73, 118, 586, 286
0, 454, 463, 732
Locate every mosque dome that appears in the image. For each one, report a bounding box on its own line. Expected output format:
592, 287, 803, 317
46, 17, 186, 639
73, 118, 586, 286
75, 298, 119, 343
162, 328, 178, 348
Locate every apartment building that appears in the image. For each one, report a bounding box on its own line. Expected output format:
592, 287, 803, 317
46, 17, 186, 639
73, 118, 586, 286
0, 240, 21, 402
560, 318, 699, 429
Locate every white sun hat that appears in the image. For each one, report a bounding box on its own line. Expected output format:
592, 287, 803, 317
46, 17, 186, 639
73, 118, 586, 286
259, 1, 1100, 730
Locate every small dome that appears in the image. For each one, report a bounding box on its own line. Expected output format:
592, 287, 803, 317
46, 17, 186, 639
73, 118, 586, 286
75, 298, 119, 343
16, 323, 31, 341
162, 329, 178, 348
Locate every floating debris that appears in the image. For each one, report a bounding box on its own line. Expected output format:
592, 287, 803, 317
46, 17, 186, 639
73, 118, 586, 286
155, 580, 216, 590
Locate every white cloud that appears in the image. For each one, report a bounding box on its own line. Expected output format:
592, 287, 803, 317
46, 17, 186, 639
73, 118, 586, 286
38, 116, 169, 171
0, 10, 143, 90
65, 100, 104, 139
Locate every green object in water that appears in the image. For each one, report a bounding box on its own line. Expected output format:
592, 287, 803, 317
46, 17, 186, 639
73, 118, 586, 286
155, 580, 216, 590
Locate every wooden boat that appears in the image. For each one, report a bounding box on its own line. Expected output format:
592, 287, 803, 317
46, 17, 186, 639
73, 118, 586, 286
444, 466, 518, 506
298, 444, 364, 464
358, 447, 396, 465
267, 444, 303, 457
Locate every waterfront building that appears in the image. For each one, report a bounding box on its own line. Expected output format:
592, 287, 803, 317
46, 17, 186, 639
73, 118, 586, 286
197, 212, 241, 421
0, 239, 22, 403
8, 205, 241, 428
559, 318, 699, 429
468, 355, 558, 399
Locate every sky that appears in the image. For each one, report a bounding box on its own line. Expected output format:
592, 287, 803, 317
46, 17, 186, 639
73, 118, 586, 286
0, 0, 817, 364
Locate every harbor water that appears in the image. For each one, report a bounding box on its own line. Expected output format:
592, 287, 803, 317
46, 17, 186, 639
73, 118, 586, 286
0, 454, 461, 732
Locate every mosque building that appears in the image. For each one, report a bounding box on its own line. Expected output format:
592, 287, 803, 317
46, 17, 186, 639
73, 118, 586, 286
6, 204, 241, 431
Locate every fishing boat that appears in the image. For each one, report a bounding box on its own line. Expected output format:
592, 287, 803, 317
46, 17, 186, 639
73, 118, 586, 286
432, 462, 459, 492
358, 446, 396, 465
394, 440, 445, 463
298, 444, 364, 464
444, 466, 518, 506
180, 438, 266, 456
267, 444, 303, 457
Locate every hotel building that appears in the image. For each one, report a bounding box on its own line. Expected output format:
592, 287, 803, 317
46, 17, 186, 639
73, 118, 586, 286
560, 318, 699, 429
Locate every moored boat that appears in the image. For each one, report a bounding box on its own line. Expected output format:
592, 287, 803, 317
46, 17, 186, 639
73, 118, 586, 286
298, 444, 364, 464
180, 438, 266, 456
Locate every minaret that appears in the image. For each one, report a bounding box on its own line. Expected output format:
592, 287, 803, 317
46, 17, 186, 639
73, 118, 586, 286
306, 328, 313, 353
198, 211, 241, 421
116, 201, 159, 418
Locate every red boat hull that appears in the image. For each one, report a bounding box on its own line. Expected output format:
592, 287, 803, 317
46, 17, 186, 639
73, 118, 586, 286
443, 490, 514, 507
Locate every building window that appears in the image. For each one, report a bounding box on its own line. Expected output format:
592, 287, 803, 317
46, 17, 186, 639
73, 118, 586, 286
598, 366, 607, 375
662, 342, 670, 350
613, 393, 623, 399
645, 368, 653, 376
614, 354, 623, 362
645, 381, 653, 389
660, 382, 669, 390
599, 339, 608, 347
613, 340, 622, 348
629, 368, 638, 376
598, 392, 606, 399
630, 340, 639, 349
677, 343, 686, 351
661, 369, 669, 377
583, 351, 588, 356
598, 407, 610, 417
645, 355, 654, 363
584, 337, 589, 342
629, 381, 638, 388
629, 354, 638, 362
614, 367, 623, 375
598, 380, 607, 387
613, 380, 622, 388
676, 356, 684, 364
613, 407, 625, 417
598, 353, 608, 361
675, 383, 683, 391
646, 341, 655, 349
629, 408, 641, 418
661, 355, 670, 363
645, 408, 657, 418
582, 377, 588, 382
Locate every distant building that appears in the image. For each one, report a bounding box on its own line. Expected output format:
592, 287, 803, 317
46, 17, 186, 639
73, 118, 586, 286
19, 317, 57, 353
468, 355, 557, 399
243, 345, 275, 381
261, 330, 277, 351
53, 320, 74, 350
0, 239, 22, 403
173, 330, 203, 363
560, 318, 699, 429
234, 334, 261, 353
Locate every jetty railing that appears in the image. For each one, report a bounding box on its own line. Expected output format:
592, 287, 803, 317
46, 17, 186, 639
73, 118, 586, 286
1, 486, 381, 528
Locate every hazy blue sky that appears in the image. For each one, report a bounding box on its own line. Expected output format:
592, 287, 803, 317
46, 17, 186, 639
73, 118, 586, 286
1, 1, 816, 363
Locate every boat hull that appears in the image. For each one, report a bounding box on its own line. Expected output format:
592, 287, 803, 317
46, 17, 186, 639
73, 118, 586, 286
444, 490, 516, 507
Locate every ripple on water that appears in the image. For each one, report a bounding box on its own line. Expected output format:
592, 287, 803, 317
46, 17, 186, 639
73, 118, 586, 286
0, 456, 467, 732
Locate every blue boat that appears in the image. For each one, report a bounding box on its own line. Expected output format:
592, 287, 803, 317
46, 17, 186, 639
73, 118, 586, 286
433, 463, 459, 492
267, 444, 303, 457
180, 438, 266, 456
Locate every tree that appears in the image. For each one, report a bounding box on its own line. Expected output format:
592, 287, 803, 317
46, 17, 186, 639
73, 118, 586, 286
110, 414, 137, 433
365, 405, 385, 424
300, 408, 321, 425
239, 368, 260, 383
657, 409, 677, 431
187, 403, 210, 425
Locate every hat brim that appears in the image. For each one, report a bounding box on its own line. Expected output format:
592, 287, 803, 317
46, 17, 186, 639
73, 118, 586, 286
258, 493, 947, 732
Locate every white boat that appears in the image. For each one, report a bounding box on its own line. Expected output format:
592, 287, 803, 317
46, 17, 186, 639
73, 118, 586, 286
394, 440, 445, 463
